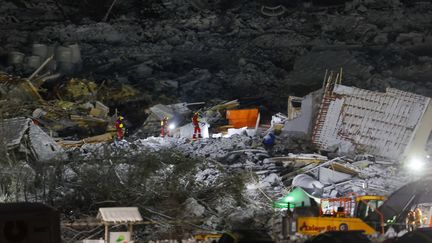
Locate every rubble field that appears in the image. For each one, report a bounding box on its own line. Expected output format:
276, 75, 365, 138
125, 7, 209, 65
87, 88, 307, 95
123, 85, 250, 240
1, 0, 432, 242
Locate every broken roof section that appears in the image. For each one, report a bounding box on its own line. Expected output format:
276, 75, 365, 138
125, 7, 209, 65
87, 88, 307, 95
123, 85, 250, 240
313, 83, 430, 160
0, 117, 29, 149
97, 207, 143, 224
0, 117, 65, 162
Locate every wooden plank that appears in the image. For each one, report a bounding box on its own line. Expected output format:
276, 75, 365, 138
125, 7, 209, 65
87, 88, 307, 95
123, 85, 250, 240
58, 133, 113, 147
330, 162, 358, 176
70, 115, 107, 123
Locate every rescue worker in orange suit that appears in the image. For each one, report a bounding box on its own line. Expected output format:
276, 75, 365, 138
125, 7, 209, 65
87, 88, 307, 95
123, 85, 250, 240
414, 208, 423, 229
192, 112, 202, 140
160, 116, 168, 138
115, 116, 125, 140
407, 210, 416, 231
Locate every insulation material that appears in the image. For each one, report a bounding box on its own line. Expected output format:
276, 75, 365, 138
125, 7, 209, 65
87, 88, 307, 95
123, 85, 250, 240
226, 109, 259, 128
313, 84, 430, 160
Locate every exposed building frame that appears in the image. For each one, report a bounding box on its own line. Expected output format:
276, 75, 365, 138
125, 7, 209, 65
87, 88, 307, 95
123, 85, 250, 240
311, 69, 431, 160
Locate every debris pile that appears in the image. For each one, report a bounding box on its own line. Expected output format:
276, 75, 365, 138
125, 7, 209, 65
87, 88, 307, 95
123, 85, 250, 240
134, 99, 264, 139
281, 69, 432, 161
1, 0, 432, 241
0, 117, 65, 162
0, 73, 148, 146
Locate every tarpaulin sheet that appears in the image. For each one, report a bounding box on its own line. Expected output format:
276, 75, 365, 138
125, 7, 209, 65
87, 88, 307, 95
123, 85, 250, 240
226, 109, 258, 128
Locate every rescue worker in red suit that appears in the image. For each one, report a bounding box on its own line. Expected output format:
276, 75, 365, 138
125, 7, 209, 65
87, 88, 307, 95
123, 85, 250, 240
115, 116, 125, 140
192, 112, 202, 140
161, 116, 168, 137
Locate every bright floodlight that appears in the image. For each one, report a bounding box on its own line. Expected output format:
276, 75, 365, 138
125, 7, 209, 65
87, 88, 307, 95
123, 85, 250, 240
407, 157, 424, 171
285, 196, 294, 203
168, 124, 176, 130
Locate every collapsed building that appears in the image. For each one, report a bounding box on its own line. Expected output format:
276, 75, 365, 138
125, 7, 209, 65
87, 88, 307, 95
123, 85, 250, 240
0, 117, 65, 162
0, 73, 120, 142
134, 99, 263, 139
133, 103, 202, 138
284, 70, 432, 160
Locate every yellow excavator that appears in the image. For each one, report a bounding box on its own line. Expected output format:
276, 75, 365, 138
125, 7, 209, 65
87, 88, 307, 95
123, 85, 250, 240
275, 188, 386, 236
278, 177, 432, 237
294, 195, 386, 236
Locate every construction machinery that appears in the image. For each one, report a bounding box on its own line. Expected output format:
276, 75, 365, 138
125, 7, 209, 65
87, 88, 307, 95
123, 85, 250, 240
298, 195, 385, 235
278, 190, 386, 237
277, 176, 432, 239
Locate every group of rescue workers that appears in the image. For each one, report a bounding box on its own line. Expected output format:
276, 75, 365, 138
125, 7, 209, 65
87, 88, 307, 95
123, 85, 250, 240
115, 111, 276, 151
406, 207, 423, 231
115, 112, 202, 141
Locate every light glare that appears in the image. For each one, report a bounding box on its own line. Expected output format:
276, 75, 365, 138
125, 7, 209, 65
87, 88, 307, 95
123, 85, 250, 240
407, 157, 424, 171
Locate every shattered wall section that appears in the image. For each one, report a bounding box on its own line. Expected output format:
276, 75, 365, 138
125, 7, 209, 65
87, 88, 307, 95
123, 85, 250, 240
314, 84, 430, 159
283, 90, 321, 137
0, 117, 29, 149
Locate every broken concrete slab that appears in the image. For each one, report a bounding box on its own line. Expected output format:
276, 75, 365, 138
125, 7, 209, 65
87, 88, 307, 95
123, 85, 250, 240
283, 90, 322, 138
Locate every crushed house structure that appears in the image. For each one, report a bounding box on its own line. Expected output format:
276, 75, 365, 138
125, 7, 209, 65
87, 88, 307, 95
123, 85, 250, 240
0, 117, 65, 162
285, 70, 432, 160
134, 103, 211, 138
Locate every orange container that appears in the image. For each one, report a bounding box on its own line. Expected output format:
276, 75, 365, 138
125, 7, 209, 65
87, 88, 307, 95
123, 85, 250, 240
226, 108, 259, 128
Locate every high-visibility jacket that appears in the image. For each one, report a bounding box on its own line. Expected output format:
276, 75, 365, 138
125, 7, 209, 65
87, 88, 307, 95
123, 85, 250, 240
192, 114, 199, 126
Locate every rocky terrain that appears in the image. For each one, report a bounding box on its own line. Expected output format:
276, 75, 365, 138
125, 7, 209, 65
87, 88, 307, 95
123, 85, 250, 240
1, 0, 432, 118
